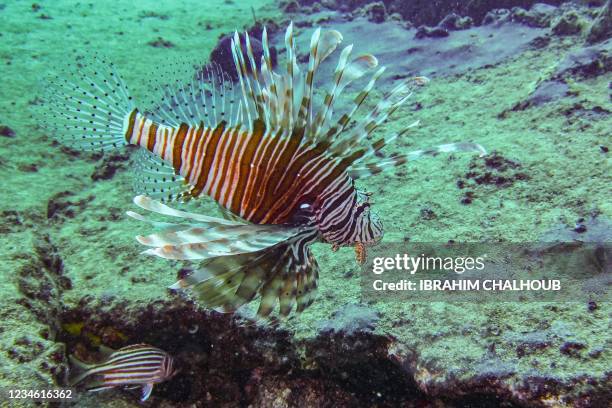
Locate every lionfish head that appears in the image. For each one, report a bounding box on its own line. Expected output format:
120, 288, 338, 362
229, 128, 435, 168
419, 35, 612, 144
347, 191, 383, 264
354, 195, 384, 245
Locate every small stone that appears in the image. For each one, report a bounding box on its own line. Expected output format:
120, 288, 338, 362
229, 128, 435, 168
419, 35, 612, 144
510, 4, 557, 28
317, 304, 380, 335
281, 0, 300, 13
559, 341, 586, 357
365, 2, 386, 23
415, 25, 449, 39
552, 11, 585, 36
148, 37, 175, 48
0, 125, 15, 137
419, 207, 436, 220
482, 9, 510, 26
588, 347, 603, 358
439, 12, 473, 30
587, 0, 611, 44
573, 219, 587, 233
460, 192, 474, 205
587, 300, 598, 312
600, 145, 609, 153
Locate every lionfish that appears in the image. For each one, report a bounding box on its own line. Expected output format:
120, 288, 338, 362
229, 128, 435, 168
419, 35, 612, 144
43, 23, 484, 317
69, 343, 176, 401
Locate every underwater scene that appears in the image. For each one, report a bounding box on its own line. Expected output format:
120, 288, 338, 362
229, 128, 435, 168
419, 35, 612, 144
1, 0, 610, 406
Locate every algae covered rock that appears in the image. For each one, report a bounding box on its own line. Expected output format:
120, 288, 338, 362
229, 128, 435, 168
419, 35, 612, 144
552, 9, 588, 35
587, 0, 612, 43
439, 12, 474, 30
357, 1, 387, 24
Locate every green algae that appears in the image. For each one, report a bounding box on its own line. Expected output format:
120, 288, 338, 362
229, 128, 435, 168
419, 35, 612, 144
0, 0, 610, 406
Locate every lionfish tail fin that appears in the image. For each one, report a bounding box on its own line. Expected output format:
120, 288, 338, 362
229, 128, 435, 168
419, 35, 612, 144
41, 54, 135, 151
130, 196, 319, 317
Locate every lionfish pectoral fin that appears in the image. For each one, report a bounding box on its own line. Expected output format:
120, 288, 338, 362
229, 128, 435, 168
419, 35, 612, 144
141, 383, 154, 402
171, 228, 320, 318
129, 196, 318, 316
216, 203, 249, 223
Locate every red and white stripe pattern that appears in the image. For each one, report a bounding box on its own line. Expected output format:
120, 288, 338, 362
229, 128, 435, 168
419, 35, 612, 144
44, 24, 484, 317
122, 109, 382, 246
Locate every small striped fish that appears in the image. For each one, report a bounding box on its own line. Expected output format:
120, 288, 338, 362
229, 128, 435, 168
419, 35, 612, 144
69, 344, 176, 402
43, 23, 485, 317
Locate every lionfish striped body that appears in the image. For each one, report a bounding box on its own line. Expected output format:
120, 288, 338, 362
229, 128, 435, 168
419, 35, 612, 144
69, 344, 175, 402
43, 24, 484, 317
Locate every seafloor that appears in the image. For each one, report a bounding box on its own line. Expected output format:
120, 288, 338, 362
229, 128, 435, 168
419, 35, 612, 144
0, 0, 610, 407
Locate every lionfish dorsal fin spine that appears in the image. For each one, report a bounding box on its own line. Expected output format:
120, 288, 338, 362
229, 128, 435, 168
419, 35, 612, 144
311, 44, 354, 142
330, 80, 415, 165
231, 31, 255, 130
348, 142, 487, 179
295, 27, 321, 131
283, 22, 295, 132
244, 31, 267, 121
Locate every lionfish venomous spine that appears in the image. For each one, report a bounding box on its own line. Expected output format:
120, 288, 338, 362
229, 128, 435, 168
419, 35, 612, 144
43, 23, 484, 317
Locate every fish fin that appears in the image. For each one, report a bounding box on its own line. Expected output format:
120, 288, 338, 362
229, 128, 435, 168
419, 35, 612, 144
323, 66, 386, 149
146, 61, 241, 129
232, 31, 262, 130
216, 203, 249, 223
131, 195, 243, 226
348, 142, 487, 179
310, 48, 379, 142
171, 228, 320, 317
132, 149, 192, 203
296, 28, 343, 132
280, 22, 298, 132
41, 54, 135, 151
86, 385, 115, 393
68, 355, 94, 386
329, 77, 425, 163
130, 196, 302, 260
141, 383, 154, 402
97, 344, 117, 359
233, 25, 345, 138
134, 196, 320, 316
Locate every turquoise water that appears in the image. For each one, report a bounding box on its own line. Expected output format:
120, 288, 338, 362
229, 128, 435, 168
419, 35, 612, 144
0, 0, 610, 406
